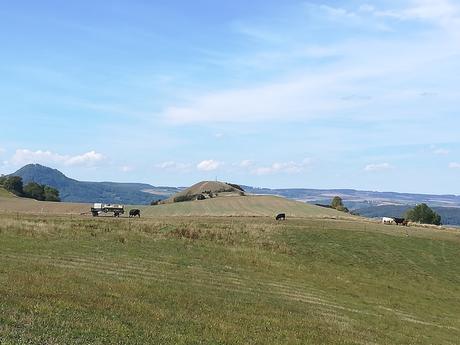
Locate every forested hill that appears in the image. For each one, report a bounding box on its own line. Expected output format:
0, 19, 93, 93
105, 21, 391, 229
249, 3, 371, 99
11, 164, 180, 204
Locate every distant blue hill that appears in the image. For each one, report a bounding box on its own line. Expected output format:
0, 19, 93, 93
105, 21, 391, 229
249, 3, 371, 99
11, 164, 180, 205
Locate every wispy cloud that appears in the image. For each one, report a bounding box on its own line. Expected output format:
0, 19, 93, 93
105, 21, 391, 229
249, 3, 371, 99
364, 163, 393, 172
448, 162, 460, 169
196, 160, 222, 172
120, 165, 134, 173
161, 2, 460, 125
11, 149, 105, 167
433, 148, 450, 155
155, 161, 191, 171
238, 160, 253, 168
251, 159, 311, 175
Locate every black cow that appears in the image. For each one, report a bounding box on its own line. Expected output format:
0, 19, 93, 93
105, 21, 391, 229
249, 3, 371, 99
393, 217, 408, 226
129, 209, 141, 218
275, 213, 286, 221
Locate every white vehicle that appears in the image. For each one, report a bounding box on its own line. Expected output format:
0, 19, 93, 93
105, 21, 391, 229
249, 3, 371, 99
91, 203, 124, 217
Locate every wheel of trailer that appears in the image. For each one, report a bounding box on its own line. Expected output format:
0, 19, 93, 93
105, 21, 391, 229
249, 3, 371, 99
92, 211, 98, 217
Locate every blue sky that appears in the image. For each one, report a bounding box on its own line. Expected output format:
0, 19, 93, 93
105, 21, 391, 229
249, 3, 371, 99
1, 0, 460, 194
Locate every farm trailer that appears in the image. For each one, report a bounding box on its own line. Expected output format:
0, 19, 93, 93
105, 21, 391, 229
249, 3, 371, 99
91, 203, 125, 217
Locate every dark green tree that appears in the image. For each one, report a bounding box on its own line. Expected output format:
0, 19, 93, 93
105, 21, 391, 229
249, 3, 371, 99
331, 196, 349, 213
405, 203, 441, 225
24, 182, 45, 200
3, 176, 24, 196
43, 185, 60, 202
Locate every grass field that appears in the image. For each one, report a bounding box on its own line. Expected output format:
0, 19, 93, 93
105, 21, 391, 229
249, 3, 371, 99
1, 213, 459, 344
138, 195, 349, 218
0, 194, 347, 219
0, 187, 15, 198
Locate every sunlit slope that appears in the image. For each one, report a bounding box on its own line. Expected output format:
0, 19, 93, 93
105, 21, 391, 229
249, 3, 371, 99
0, 194, 88, 214
0, 187, 16, 198
140, 195, 350, 218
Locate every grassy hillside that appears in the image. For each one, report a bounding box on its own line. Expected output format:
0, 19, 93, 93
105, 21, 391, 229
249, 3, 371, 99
0, 195, 88, 214
141, 195, 350, 218
0, 194, 348, 218
0, 187, 15, 198
0, 214, 459, 344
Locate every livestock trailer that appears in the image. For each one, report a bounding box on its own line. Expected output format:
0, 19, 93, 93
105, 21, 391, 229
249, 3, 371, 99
91, 203, 124, 217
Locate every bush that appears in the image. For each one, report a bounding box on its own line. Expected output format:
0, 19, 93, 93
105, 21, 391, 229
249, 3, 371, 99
3, 176, 24, 196
43, 186, 60, 202
24, 182, 45, 201
23, 182, 60, 201
174, 195, 195, 203
226, 183, 245, 192
330, 196, 349, 213
405, 203, 441, 225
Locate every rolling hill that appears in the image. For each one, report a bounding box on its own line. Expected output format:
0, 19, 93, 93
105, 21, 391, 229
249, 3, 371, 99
140, 195, 351, 218
10, 164, 180, 204
0, 186, 16, 198
161, 180, 244, 204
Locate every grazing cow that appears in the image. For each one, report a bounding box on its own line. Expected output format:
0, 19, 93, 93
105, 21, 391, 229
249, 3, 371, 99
393, 217, 408, 226
129, 209, 141, 218
275, 213, 286, 221
382, 217, 395, 225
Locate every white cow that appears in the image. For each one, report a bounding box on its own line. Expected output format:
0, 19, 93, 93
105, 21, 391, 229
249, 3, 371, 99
382, 217, 395, 224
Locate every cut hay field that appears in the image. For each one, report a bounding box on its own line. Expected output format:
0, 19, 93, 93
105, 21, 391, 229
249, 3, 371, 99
1, 214, 459, 344
139, 195, 348, 218
0, 194, 348, 219
0, 195, 88, 215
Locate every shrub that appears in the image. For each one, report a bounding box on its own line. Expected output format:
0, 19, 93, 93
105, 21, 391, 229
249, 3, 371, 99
330, 196, 349, 213
24, 182, 45, 201
43, 186, 60, 202
226, 183, 245, 192
3, 176, 24, 196
174, 195, 195, 203
405, 203, 441, 225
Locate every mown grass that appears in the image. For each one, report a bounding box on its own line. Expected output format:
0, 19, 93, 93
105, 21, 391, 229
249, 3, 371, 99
0, 214, 459, 344
136, 195, 347, 218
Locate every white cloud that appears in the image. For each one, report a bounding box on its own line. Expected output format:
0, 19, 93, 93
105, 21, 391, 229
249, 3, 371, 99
196, 160, 222, 171
11, 149, 105, 167
362, 0, 460, 34
0, 147, 5, 155
239, 160, 253, 168
65, 151, 104, 166
251, 159, 311, 175
161, 2, 460, 125
433, 148, 450, 155
364, 163, 392, 172
120, 165, 134, 173
448, 162, 460, 169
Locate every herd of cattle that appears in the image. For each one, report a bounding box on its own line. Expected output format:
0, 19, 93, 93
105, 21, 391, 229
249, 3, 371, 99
382, 217, 408, 226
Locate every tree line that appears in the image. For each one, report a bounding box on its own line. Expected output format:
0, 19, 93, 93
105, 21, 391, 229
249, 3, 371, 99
0, 175, 60, 202
330, 196, 441, 225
